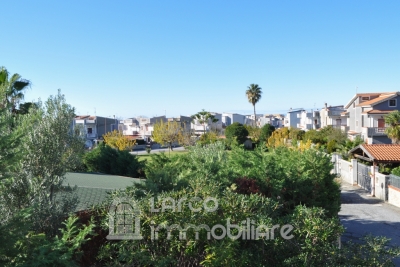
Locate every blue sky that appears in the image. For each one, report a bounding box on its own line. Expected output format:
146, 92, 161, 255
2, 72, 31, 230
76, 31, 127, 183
1, 1, 399, 119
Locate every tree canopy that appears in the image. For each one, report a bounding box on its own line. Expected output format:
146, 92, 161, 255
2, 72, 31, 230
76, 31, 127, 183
191, 109, 219, 134
152, 120, 183, 152
385, 110, 400, 144
225, 122, 249, 145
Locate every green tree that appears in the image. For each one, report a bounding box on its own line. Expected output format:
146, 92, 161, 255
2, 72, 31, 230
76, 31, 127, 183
244, 124, 261, 143
83, 142, 143, 177
1, 90, 85, 235
191, 109, 219, 134
259, 124, 275, 143
0, 66, 31, 114
225, 122, 249, 145
384, 110, 400, 144
245, 84, 262, 127
152, 120, 183, 154
0, 86, 22, 181
103, 129, 136, 150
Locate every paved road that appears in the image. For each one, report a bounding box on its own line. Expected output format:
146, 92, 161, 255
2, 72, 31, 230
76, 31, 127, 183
130, 146, 185, 155
339, 181, 400, 265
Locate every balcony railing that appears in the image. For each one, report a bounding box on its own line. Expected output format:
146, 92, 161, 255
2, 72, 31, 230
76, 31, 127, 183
328, 111, 344, 116
87, 133, 96, 138
367, 127, 387, 137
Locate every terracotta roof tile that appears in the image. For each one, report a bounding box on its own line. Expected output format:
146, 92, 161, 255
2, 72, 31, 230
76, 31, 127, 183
356, 93, 396, 107
363, 144, 400, 162
366, 110, 394, 114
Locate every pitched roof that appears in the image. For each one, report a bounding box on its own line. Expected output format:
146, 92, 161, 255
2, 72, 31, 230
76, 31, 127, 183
356, 93, 397, 107
362, 110, 394, 115
349, 144, 400, 163
344, 92, 398, 109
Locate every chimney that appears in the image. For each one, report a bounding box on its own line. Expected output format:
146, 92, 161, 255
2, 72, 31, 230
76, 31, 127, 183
324, 103, 328, 110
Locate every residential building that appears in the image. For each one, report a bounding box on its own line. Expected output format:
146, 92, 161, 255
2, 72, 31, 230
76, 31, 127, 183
319, 103, 347, 131
73, 115, 117, 145
167, 115, 192, 132
258, 114, 285, 128
298, 109, 320, 131
221, 112, 247, 127
191, 112, 223, 135
137, 116, 167, 141
118, 118, 140, 137
343, 92, 400, 144
284, 108, 304, 129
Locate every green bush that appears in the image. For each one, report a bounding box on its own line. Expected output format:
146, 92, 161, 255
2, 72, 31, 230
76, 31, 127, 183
225, 122, 249, 146
327, 139, 337, 153
0, 211, 94, 267
259, 124, 275, 143
391, 166, 400, 176
83, 143, 143, 177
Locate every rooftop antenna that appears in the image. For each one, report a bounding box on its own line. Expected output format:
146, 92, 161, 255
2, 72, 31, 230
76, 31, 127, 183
356, 86, 358, 94
94, 107, 96, 116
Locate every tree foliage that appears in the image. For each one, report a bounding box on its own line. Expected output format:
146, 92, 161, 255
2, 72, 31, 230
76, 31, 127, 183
246, 83, 262, 127
225, 122, 249, 145
267, 127, 290, 148
152, 120, 183, 152
259, 124, 275, 142
103, 129, 136, 150
0, 66, 32, 114
191, 109, 219, 134
83, 142, 143, 177
385, 110, 400, 144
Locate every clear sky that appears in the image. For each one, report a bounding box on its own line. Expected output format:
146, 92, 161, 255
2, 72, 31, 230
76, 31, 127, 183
1, 1, 399, 119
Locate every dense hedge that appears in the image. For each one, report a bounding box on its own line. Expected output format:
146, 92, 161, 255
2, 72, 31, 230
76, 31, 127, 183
83, 143, 144, 177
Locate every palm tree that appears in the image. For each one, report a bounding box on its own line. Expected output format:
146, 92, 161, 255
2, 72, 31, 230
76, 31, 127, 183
384, 110, 400, 144
0, 66, 31, 113
246, 84, 262, 127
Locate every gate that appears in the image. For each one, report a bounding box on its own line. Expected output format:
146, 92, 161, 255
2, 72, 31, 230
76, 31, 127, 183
357, 162, 371, 192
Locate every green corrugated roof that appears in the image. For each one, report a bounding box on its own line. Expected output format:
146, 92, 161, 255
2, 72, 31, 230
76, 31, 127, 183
63, 172, 143, 211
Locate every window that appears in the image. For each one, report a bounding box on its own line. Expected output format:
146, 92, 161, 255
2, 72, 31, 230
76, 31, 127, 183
87, 128, 93, 134
361, 96, 370, 101
389, 99, 397, 107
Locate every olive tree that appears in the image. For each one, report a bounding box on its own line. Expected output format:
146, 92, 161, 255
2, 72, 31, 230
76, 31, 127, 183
1, 90, 85, 235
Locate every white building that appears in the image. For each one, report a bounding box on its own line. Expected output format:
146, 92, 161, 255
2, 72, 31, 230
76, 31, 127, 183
191, 112, 223, 135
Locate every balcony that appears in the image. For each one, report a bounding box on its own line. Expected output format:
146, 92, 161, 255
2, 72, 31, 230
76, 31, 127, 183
328, 111, 344, 116
367, 127, 387, 137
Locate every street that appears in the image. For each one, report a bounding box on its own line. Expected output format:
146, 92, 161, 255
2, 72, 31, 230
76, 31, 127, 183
340, 181, 400, 265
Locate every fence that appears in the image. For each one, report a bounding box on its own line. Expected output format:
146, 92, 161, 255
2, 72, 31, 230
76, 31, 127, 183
388, 174, 400, 207
389, 174, 400, 189
332, 154, 400, 206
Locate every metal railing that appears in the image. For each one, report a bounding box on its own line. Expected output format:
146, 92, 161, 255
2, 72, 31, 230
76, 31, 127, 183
367, 127, 387, 136
389, 174, 400, 189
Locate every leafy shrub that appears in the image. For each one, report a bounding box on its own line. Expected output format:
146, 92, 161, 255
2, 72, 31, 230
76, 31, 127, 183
259, 124, 275, 143
327, 139, 337, 153
392, 166, 400, 176
234, 177, 261, 195
0, 212, 94, 267
83, 143, 143, 177
198, 131, 219, 146
225, 122, 249, 145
